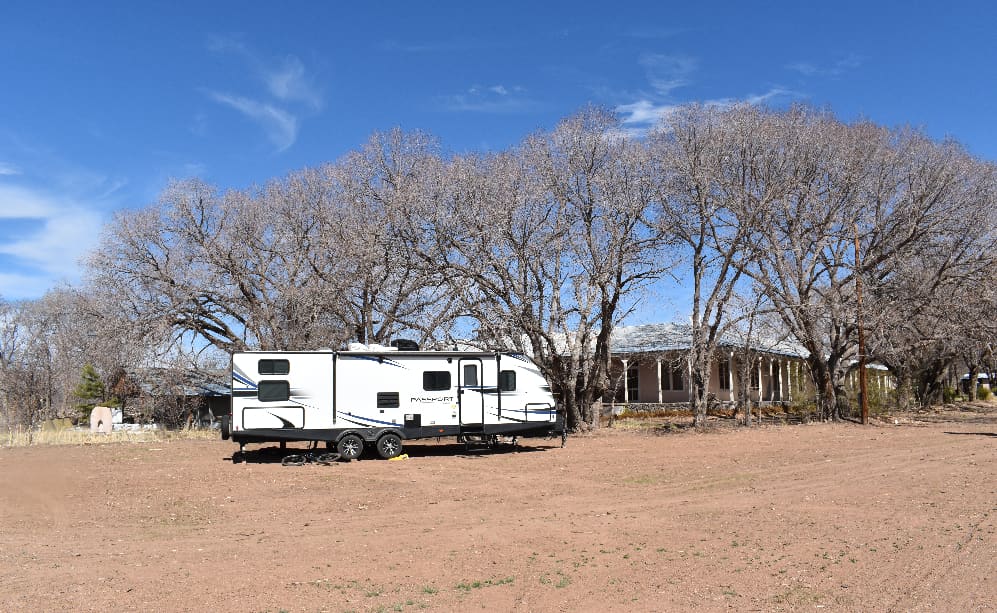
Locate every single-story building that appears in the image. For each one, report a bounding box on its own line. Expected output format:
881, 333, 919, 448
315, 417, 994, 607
606, 323, 897, 410
606, 323, 810, 408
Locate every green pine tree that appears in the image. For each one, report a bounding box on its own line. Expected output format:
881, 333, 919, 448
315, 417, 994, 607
73, 363, 112, 422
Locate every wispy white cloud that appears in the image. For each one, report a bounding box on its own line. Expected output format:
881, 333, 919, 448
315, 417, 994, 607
786, 61, 819, 76
0, 162, 19, 176
207, 92, 298, 152
265, 56, 322, 110
744, 88, 798, 105
204, 36, 322, 152
0, 183, 106, 298
616, 87, 802, 134
786, 54, 863, 77
640, 53, 698, 97
0, 271, 62, 301
441, 84, 536, 113
614, 48, 812, 136
617, 99, 680, 126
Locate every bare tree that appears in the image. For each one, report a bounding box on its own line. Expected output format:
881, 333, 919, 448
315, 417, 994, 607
0, 297, 52, 430
651, 104, 785, 426
0, 287, 152, 429
416, 108, 670, 430
742, 108, 984, 419
317, 129, 461, 346
88, 136, 460, 353
864, 150, 997, 407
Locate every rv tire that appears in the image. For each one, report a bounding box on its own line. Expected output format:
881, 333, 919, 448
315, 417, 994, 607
376, 433, 403, 459
337, 434, 364, 460
220, 415, 230, 440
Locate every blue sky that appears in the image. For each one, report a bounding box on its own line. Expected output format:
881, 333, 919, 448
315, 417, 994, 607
2, 1, 995, 316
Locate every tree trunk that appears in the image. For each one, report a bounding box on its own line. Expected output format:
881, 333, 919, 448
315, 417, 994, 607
689, 345, 712, 428
807, 358, 838, 422
967, 366, 980, 401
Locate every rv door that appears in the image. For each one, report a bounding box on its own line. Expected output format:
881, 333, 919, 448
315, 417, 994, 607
458, 358, 484, 426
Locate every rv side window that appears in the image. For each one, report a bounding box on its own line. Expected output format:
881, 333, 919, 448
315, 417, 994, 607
423, 371, 451, 391
258, 359, 290, 375
462, 364, 479, 387
498, 370, 517, 391
377, 392, 400, 408
258, 381, 290, 402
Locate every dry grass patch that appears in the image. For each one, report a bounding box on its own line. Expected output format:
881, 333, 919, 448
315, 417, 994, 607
2, 427, 219, 447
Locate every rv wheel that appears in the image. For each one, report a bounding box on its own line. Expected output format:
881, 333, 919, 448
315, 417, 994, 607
337, 434, 364, 460
220, 415, 230, 440
376, 433, 403, 459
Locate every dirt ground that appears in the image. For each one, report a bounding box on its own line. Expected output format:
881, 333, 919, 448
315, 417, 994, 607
2, 405, 995, 612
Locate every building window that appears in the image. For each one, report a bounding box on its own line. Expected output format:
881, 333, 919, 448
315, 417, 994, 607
718, 360, 731, 391
661, 362, 684, 391
258, 359, 289, 375
258, 381, 290, 402
626, 366, 639, 401
498, 370, 517, 391
423, 371, 451, 391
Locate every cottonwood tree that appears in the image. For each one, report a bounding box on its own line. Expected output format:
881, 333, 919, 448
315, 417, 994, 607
650, 104, 784, 427
88, 139, 459, 353
416, 108, 670, 430
89, 180, 254, 351
862, 144, 997, 406
745, 108, 980, 419
319, 129, 460, 346
868, 193, 997, 405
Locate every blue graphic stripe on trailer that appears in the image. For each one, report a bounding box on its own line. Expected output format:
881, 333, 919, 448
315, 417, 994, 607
500, 408, 557, 415
337, 415, 372, 427
488, 412, 529, 423
232, 371, 257, 388
340, 411, 399, 427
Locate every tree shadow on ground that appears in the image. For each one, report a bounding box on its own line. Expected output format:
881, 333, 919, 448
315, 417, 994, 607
942, 431, 996, 437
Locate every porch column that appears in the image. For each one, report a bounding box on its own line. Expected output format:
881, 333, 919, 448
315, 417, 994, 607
622, 359, 629, 403
728, 352, 734, 402
656, 358, 662, 403
771, 359, 777, 401
787, 359, 793, 402
776, 359, 783, 401
757, 358, 763, 403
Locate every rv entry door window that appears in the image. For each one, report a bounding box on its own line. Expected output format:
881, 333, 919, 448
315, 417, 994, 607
462, 364, 479, 387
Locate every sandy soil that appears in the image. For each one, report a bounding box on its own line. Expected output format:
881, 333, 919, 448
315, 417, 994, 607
1, 405, 995, 612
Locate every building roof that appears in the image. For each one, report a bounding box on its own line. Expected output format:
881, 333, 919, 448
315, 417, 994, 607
611, 322, 809, 359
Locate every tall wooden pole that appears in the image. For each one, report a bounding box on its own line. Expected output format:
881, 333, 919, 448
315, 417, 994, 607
854, 223, 869, 425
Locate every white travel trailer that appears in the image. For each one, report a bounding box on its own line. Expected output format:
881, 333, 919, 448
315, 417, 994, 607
221, 348, 563, 459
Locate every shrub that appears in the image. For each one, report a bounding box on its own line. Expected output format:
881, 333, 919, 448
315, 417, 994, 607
942, 386, 959, 404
